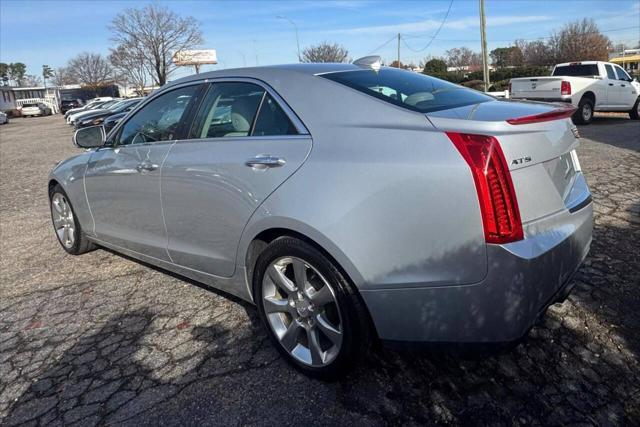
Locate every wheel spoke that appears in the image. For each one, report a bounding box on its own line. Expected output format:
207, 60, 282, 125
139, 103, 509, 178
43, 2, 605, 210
309, 284, 334, 307
292, 259, 307, 289
53, 215, 65, 228
52, 198, 64, 214
263, 296, 291, 314
280, 320, 302, 351
307, 327, 324, 365
68, 227, 75, 245
268, 264, 296, 295
315, 314, 342, 346
62, 226, 70, 245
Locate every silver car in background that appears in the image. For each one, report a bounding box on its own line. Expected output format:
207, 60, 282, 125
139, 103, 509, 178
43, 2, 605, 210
49, 57, 593, 378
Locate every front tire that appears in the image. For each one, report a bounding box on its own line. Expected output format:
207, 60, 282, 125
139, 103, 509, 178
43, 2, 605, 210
253, 237, 371, 379
49, 184, 96, 255
573, 97, 594, 125
630, 98, 640, 120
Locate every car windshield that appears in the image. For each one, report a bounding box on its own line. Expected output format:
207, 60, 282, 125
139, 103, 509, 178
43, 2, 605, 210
321, 67, 493, 113
95, 100, 118, 109
112, 99, 141, 113
552, 64, 599, 77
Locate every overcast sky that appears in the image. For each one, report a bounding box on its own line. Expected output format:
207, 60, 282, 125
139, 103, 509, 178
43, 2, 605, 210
1, 0, 638, 81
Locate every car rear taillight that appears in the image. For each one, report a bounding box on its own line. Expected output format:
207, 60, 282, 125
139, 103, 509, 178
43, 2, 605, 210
446, 132, 524, 244
561, 80, 571, 96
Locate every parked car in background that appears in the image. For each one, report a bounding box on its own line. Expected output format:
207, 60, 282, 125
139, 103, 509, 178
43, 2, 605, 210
509, 61, 640, 124
50, 60, 593, 377
75, 98, 143, 129
0, 111, 8, 125
103, 111, 128, 134
64, 98, 114, 119
67, 99, 121, 125
20, 103, 52, 117
60, 99, 84, 114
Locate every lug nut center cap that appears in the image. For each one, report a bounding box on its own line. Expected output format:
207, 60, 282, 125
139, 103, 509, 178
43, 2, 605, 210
295, 299, 312, 318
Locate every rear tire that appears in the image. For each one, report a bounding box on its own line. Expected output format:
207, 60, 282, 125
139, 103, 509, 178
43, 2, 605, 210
630, 98, 640, 120
253, 236, 371, 379
573, 97, 594, 125
49, 184, 96, 255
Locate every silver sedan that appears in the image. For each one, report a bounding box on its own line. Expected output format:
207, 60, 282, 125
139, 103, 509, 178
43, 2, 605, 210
49, 57, 593, 378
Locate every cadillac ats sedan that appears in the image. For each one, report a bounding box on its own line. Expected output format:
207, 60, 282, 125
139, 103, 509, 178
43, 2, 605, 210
49, 58, 593, 377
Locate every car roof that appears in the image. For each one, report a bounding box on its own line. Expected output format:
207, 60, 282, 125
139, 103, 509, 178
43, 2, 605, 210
169, 63, 359, 86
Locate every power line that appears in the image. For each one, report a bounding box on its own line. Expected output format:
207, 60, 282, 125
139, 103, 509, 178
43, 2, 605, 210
367, 34, 398, 54
401, 0, 454, 53
402, 26, 639, 44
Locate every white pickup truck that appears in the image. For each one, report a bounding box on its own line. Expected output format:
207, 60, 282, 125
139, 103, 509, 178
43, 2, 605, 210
509, 61, 640, 124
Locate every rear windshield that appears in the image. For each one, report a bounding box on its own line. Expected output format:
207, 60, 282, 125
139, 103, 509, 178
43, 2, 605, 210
552, 64, 599, 77
321, 67, 492, 113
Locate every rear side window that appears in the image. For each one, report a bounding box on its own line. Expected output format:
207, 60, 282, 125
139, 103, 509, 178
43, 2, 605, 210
190, 82, 298, 138
604, 64, 617, 80
552, 64, 599, 76
320, 67, 492, 113
253, 94, 297, 136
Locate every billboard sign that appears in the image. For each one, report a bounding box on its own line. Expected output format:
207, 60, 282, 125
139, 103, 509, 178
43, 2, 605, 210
173, 49, 218, 65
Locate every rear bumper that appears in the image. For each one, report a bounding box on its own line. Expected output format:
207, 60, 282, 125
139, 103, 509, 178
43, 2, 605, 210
360, 195, 593, 344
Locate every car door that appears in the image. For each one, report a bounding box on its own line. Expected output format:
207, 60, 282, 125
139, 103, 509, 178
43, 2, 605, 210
84, 83, 202, 260
162, 80, 312, 277
613, 65, 638, 108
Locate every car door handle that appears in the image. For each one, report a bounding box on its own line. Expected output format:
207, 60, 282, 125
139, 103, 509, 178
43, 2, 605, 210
608, 83, 614, 86
621, 84, 626, 87
136, 162, 159, 172
245, 155, 286, 169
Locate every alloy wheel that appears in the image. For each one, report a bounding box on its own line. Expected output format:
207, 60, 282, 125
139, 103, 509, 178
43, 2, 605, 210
51, 193, 75, 249
262, 256, 343, 367
582, 104, 592, 122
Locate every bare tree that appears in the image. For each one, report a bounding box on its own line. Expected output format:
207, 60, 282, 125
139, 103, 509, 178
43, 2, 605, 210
445, 47, 482, 71
109, 44, 149, 96
110, 4, 203, 86
22, 74, 43, 87
515, 39, 555, 66
548, 18, 611, 63
67, 53, 114, 95
51, 67, 75, 87
301, 42, 349, 63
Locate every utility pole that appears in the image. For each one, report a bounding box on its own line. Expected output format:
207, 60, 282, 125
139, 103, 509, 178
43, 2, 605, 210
397, 33, 401, 68
277, 16, 301, 62
479, 0, 490, 91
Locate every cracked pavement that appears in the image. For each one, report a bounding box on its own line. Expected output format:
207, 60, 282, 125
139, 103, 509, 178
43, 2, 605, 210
1, 114, 639, 425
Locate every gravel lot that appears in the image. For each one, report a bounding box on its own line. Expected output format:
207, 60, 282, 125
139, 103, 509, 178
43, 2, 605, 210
1, 114, 639, 426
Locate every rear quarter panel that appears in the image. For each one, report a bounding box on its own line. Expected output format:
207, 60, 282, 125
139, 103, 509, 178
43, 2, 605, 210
237, 73, 487, 290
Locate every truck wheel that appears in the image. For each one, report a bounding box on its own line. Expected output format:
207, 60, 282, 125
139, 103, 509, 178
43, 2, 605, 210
573, 97, 594, 125
630, 98, 640, 120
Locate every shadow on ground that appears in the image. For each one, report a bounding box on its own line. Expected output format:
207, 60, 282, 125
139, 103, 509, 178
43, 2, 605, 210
4, 208, 639, 425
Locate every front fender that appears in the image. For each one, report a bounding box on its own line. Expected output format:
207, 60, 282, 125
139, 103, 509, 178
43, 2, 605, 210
49, 152, 94, 235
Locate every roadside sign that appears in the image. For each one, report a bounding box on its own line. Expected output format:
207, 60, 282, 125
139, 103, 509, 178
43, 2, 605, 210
173, 50, 218, 66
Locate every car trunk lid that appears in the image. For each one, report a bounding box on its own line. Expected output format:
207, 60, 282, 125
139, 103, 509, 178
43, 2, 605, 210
427, 100, 582, 225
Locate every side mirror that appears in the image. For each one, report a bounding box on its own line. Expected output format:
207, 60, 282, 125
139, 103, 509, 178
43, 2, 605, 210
73, 125, 105, 149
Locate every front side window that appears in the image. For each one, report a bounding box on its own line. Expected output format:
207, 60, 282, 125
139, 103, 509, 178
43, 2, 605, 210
614, 66, 631, 81
117, 85, 199, 145
321, 67, 493, 113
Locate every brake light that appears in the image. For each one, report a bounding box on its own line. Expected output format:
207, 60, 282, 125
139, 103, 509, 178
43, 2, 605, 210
446, 132, 524, 244
561, 81, 571, 96
506, 105, 576, 125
